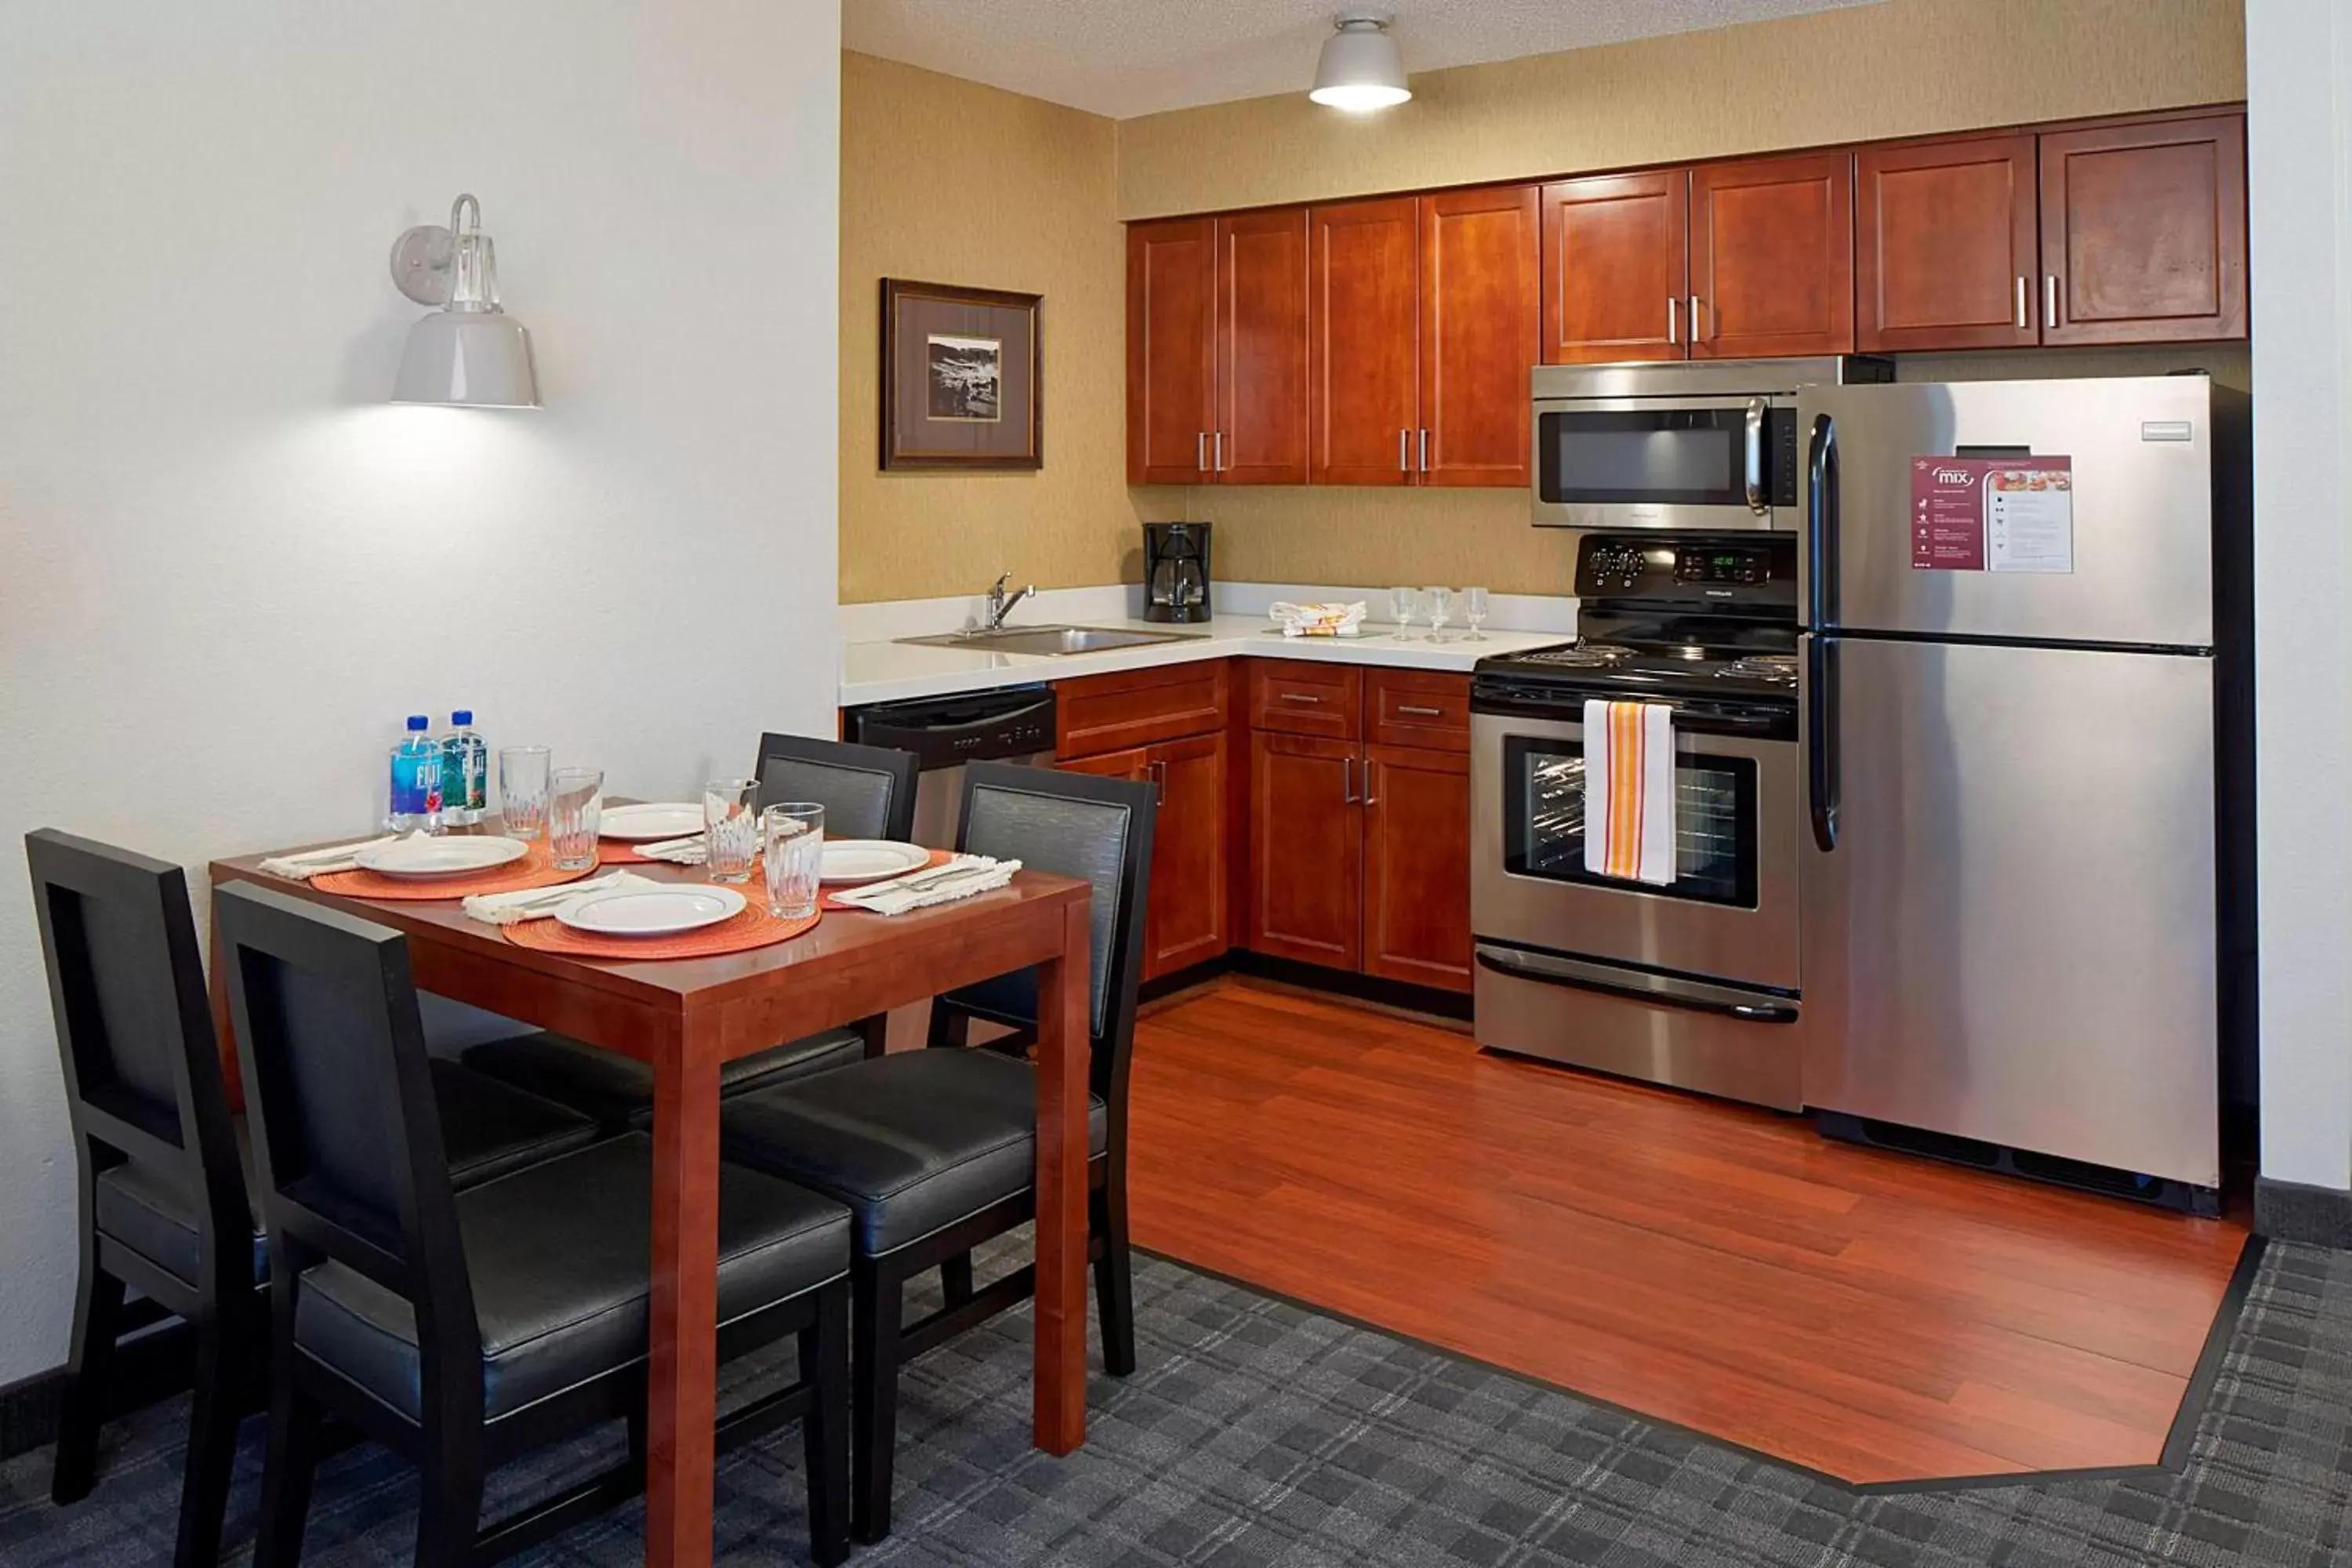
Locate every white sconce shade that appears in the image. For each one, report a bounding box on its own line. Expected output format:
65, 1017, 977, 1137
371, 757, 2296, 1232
1310, 14, 1411, 111
388, 194, 541, 408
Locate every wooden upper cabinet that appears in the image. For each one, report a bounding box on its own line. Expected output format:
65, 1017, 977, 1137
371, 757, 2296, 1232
1541, 170, 1690, 365
1214, 211, 1310, 485
1418, 186, 1540, 488
1126, 217, 1216, 484
1689, 152, 1854, 359
1309, 198, 1421, 487
1857, 134, 2039, 352
2040, 112, 2247, 346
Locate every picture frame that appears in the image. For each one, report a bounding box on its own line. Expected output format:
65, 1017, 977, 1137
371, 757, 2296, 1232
879, 278, 1043, 470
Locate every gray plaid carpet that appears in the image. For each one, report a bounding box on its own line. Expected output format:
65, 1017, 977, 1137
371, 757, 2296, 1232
2, 1236, 2347, 1566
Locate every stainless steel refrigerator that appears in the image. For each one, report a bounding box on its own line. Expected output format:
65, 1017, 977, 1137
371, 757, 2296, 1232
1797, 375, 2251, 1203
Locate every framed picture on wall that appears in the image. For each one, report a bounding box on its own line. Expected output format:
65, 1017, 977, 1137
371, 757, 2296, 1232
879, 278, 1043, 470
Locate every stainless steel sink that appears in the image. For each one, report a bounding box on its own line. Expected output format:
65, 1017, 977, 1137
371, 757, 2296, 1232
895, 625, 1205, 656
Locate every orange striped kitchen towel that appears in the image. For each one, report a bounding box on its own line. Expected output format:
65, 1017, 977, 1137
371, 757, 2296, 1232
1582, 699, 1675, 886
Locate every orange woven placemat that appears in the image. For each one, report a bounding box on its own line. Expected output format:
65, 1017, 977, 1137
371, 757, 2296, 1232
312, 842, 597, 902
823, 848, 957, 911
501, 902, 820, 960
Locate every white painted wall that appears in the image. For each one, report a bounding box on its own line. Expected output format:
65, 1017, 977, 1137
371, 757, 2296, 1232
2248, 2, 2352, 1192
0, 1, 842, 1381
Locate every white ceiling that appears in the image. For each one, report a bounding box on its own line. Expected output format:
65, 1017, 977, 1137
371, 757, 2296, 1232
844, 0, 1885, 120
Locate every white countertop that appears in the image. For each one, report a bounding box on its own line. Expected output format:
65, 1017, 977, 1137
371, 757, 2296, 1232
839, 614, 1570, 707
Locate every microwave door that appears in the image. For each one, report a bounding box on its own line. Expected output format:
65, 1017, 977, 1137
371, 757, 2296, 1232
1533, 398, 1780, 532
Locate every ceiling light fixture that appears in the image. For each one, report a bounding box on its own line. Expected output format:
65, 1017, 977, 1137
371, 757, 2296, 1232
1309, 13, 1412, 112
387, 194, 540, 408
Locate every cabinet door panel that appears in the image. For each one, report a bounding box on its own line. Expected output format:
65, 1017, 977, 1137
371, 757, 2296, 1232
1363, 745, 1472, 993
1309, 198, 1420, 487
1690, 153, 1854, 358
1541, 170, 1689, 365
1419, 187, 1540, 488
1143, 731, 1229, 978
1857, 134, 2038, 351
1127, 218, 1217, 484
2041, 113, 2246, 346
1056, 745, 1148, 782
1216, 211, 1310, 485
1057, 661, 1227, 760
1247, 731, 1361, 969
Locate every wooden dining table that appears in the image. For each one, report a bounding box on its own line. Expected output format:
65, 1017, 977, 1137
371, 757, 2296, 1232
208, 837, 1095, 1568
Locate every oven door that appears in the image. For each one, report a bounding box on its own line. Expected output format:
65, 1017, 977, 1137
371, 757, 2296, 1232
1470, 707, 1799, 989
1531, 396, 1784, 531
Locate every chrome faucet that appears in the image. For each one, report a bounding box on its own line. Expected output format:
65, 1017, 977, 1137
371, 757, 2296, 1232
982, 571, 1036, 631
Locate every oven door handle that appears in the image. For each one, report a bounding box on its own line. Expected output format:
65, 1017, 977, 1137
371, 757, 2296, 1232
1474, 946, 1800, 1025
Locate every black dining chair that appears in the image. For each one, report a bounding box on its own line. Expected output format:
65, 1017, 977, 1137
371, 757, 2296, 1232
27, 829, 603, 1568
463, 732, 923, 1128
217, 880, 856, 1567
716, 761, 1155, 1541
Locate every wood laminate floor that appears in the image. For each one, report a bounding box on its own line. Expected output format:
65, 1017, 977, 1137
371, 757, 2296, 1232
1123, 975, 2250, 1485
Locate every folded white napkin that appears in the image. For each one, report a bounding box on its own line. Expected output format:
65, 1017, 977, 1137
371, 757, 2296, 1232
631, 834, 707, 865
830, 855, 1022, 916
259, 833, 409, 880
462, 870, 657, 925
1269, 601, 1367, 638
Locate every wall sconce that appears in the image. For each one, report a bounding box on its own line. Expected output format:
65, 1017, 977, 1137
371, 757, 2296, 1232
387, 194, 540, 408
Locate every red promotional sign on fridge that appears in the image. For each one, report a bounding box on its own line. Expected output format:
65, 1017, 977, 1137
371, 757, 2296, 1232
1910, 457, 2074, 572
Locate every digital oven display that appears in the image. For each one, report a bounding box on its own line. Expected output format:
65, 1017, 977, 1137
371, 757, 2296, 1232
1675, 548, 1767, 585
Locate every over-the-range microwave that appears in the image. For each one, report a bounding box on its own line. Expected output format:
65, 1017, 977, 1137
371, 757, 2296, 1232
1530, 357, 1893, 532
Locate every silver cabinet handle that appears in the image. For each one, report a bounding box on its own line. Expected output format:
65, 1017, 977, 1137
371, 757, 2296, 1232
1150, 758, 1166, 805
2045, 275, 2060, 330
1666, 296, 1678, 345
1688, 294, 1704, 343
1398, 429, 1410, 473
1417, 429, 1429, 473
1341, 755, 1356, 804
1363, 760, 1379, 807
1196, 432, 1208, 473
1278, 691, 1322, 704
2015, 275, 2029, 330
1214, 430, 1226, 472
1744, 397, 1766, 514
1397, 704, 1444, 717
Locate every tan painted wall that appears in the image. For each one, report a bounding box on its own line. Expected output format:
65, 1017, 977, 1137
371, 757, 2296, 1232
1116, 0, 2246, 219
839, 53, 1182, 603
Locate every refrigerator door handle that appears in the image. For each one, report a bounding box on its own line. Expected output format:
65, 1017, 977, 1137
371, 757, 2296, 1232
1806, 634, 1840, 853
1805, 412, 1837, 628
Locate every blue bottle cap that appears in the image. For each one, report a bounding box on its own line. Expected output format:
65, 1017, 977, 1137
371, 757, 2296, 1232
406, 714, 429, 731
452, 710, 474, 726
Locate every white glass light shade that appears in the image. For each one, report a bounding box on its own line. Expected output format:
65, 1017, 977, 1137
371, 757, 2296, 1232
1310, 16, 1411, 111
392, 311, 540, 408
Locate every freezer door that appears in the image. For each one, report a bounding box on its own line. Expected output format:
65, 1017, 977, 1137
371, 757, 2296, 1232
1798, 376, 2214, 646
1799, 637, 2220, 1189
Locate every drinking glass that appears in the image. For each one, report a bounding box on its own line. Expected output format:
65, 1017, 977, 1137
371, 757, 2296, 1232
763, 803, 826, 920
1388, 585, 1418, 641
1463, 586, 1490, 641
1422, 586, 1454, 643
547, 768, 604, 872
497, 746, 552, 840
703, 778, 760, 885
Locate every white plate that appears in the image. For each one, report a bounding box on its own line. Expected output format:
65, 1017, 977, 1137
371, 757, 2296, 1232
351, 837, 529, 879
598, 802, 705, 841
820, 840, 931, 885
557, 885, 747, 938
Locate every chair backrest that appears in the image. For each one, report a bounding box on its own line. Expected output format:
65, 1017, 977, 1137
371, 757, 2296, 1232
943, 763, 1155, 1115
216, 882, 480, 1388
752, 733, 920, 843
27, 829, 247, 1290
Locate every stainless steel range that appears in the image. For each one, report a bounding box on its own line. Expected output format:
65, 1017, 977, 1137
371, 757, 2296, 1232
1469, 533, 1806, 1109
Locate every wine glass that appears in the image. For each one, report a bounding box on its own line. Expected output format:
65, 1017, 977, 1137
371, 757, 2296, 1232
1422, 586, 1454, 644
1463, 586, 1490, 641
1388, 585, 1418, 641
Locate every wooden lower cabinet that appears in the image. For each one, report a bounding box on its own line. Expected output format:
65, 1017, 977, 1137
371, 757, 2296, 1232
1361, 744, 1472, 991
1247, 731, 1363, 970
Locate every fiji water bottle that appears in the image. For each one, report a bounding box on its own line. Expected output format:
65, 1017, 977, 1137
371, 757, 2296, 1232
441, 711, 488, 827
387, 716, 445, 834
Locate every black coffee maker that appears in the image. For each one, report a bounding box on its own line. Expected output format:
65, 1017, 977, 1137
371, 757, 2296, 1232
1143, 522, 1211, 623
